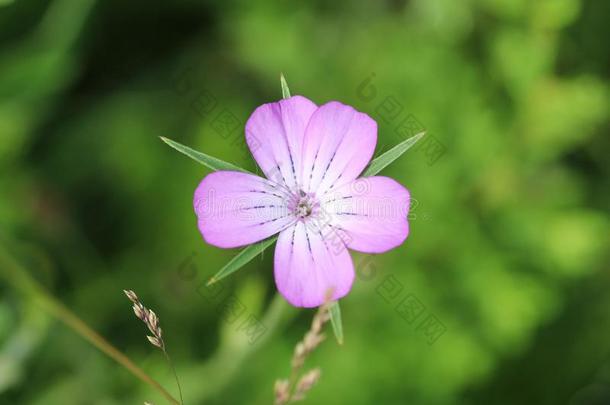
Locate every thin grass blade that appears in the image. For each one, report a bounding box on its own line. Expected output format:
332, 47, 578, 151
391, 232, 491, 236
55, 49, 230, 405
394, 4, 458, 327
328, 301, 344, 345
362, 131, 425, 177
160, 136, 252, 173
207, 236, 278, 286
280, 73, 291, 99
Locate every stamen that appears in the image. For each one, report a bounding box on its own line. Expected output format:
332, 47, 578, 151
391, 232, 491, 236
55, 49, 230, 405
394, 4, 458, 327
289, 189, 319, 220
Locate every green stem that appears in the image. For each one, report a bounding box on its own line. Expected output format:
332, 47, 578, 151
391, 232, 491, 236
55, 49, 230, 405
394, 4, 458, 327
0, 244, 181, 405
163, 349, 184, 405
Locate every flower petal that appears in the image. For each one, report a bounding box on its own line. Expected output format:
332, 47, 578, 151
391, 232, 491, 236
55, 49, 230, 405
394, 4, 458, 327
301, 101, 377, 195
194, 171, 295, 248
245, 95, 317, 189
274, 221, 355, 308
321, 176, 410, 253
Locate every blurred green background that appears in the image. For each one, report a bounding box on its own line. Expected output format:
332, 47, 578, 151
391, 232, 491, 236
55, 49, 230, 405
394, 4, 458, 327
1, 0, 609, 404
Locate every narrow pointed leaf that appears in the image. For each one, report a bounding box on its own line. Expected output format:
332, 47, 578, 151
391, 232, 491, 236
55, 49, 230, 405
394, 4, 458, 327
207, 236, 278, 286
362, 131, 426, 177
328, 301, 344, 345
160, 136, 252, 173
280, 73, 291, 99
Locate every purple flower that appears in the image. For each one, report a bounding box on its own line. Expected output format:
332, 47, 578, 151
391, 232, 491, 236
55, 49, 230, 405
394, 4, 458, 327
194, 96, 411, 307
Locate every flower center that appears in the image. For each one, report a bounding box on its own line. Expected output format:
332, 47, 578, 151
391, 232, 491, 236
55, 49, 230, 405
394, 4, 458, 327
296, 200, 312, 217
290, 190, 318, 220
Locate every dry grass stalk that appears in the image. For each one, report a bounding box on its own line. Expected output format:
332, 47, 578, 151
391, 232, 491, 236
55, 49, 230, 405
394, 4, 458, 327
291, 368, 321, 401
274, 292, 333, 404
124, 290, 184, 405
125, 289, 164, 350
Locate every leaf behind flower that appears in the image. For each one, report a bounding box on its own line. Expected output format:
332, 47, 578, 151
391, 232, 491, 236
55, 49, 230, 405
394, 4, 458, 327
206, 236, 278, 286
280, 73, 291, 99
328, 301, 344, 345
160, 136, 252, 173
362, 131, 425, 177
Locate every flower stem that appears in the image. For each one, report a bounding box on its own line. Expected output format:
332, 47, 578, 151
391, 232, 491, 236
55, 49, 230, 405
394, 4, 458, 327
0, 244, 181, 405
